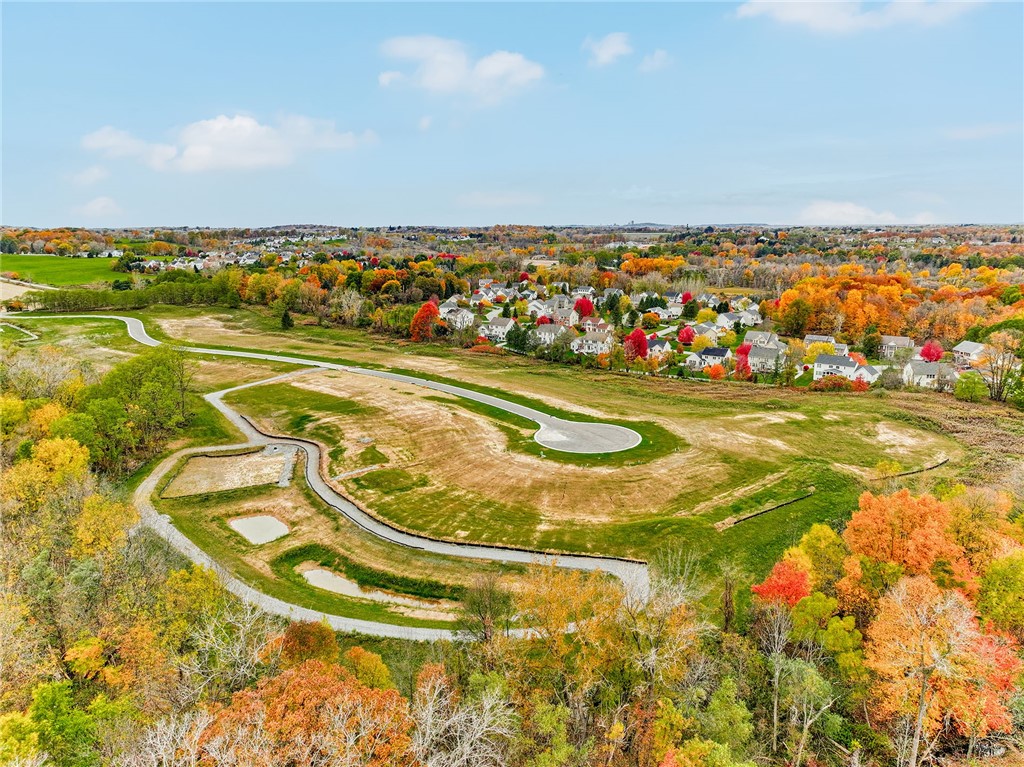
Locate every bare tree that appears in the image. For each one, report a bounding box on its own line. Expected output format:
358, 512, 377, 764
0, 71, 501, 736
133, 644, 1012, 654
411, 671, 518, 767
756, 602, 793, 753
978, 331, 1022, 401
112, 709, 213, 767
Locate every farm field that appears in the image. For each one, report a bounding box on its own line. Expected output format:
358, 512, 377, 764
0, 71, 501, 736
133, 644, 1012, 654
0, 254, 122, 285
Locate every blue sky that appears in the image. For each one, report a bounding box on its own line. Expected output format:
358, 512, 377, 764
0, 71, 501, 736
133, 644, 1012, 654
3, 1, 1022, 227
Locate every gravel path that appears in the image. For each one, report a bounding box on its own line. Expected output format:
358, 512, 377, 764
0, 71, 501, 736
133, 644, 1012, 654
23, 314, 651, 639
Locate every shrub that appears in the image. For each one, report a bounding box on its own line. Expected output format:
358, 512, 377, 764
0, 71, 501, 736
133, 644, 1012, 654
808, 375, 854, 392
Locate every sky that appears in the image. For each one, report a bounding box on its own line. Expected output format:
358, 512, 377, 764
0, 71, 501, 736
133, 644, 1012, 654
3, 1, 1022, 227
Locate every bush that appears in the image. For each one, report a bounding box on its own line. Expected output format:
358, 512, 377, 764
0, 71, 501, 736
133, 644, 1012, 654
954, 371, 988, 403
808, 375, 854, 392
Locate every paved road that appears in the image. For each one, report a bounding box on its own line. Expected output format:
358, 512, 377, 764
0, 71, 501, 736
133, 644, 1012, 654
24, 314, 641, 454
24, 314, 652, 639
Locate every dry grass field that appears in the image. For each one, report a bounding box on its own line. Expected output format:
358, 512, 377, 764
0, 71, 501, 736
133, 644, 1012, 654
162, 449, 291, 497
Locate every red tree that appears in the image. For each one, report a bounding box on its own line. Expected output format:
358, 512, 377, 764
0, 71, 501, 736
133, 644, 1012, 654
734, 355, 752, 381
921, 340, 944, 362
410, 301, 440, 341
681, 291, 693, 304
624, 327, 649, 361
751, 560, 811, 607
573, 297, 595, 317
536, 315, 552, 325
736, 341, 752, 357
677, 325, 695, 345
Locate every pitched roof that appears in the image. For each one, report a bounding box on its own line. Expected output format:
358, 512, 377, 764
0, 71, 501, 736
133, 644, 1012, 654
815, 354, 856, 368
953, 340, 986, 354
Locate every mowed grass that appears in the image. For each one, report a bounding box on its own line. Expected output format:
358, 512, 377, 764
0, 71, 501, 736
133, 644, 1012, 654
0, 255, 121, 285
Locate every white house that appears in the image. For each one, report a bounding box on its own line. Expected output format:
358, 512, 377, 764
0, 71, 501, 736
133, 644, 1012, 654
813, 354, 858, 381
716, 311, 743, 329
744, 330, 782, 348
748, 345, 786, 373
571, 331, 614, 356
480, 317, 515, 341
880, 335, 915, 358
903, 361, 959, 389
549, 307, 579, 328
581, 317, 613, 334
441, 306, 476, 330
533, 324, 570, 346
952, 340, 987, 369
738, 309, 762, 327
804, 334, 836, 346
692, 322, 721, 342
690, 347, 732, 368
647, 339, 674, 359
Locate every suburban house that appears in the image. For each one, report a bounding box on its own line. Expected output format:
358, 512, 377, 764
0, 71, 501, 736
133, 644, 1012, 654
744, 330, 782, 348
533, 324, 570, 346
716, 311, 743, 329
689, 346, 733, 368
952, 340, 987, 368
880, 335, 915, 358
581, 316, 613, 334
833, 343, 850, 356
692, 322, 721, 342
696, 292, 720, 307
739, 309, 762, 326
571, 285, 596, 298
813, 354, 857, 380
550, 307, 580, 328
748, 345, 786, 373
903, 361, 959, 389
647, 339, 673, 359
804, 334, 836, 346
480, 317, 515, 341
813, 354, 880, 383
571, 331, 614, 356
440, 305, 476, 330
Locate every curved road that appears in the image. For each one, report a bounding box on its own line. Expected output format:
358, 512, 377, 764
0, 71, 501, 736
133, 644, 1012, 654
28, 314, 641, 454
21, 314, 651, 639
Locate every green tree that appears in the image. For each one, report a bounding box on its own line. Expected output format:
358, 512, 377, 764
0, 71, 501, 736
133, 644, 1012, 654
27, 681, 97, 767
978, 551, 1024, 638
954, 371, 988, 402
701, 677, 753, 755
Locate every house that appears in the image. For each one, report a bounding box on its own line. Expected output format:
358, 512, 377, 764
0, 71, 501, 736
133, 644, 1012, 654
549, 307, 579, 328
748, 345, 786, 373
647, 339, 673, 359
480, 317, 515, 341
533, 324, 570, 346
691, 346, 732, 368
571, 285, 596, 297
716, 312, 743, 329
692, 322, 721, 342
813, 354, 858, 381
664, 291, 682, 303
833, 343, 850, 356
853, 364, 882, 384
696, 292, 720, 307
903, 361, 959, 389
738, 309, 762, 327
441, 306, 476, 331
571, 331, 614, 356
744, 330, 782, 349
880, 335, 915, 358
804, 334, 836, 346
527, 299, 548, 318
952, 340, 987, 369
581, 316, 612, 334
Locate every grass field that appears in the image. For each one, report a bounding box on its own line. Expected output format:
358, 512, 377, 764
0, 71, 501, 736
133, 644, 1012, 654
0, 254, 121, 285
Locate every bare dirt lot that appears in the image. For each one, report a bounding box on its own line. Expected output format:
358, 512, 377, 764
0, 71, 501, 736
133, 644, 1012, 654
163, 449, 291, 497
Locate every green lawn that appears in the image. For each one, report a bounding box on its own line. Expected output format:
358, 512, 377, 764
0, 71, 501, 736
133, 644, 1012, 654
0, 254, 121, 285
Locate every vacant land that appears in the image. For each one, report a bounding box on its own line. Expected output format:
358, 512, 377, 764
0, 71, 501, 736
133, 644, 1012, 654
155, 453, 520, 627
162, 448, 293, 497
30, 307, 982, 577
0, 255, 121, 285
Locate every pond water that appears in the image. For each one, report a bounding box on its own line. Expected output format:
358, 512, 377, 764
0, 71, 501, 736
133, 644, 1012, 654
229, 515, 289, 544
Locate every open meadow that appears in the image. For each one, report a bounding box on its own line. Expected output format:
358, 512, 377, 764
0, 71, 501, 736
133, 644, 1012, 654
0, 254, 122, 285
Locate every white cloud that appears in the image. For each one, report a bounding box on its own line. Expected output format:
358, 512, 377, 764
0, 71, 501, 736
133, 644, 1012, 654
71, 165, 110, 185
82, 114, 374, 173
456, 191, 542, 208
944, 122, 1020, 141
583, 32, 632, 67
736, 0, 980, 34
797, 200, 934, 225
418, 115, 433, 131
379, 36, 544, 105
74, 196, 122, 218
638, 49, 672, 73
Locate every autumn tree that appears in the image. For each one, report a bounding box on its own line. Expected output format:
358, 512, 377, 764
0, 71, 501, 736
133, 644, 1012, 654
920, 340, 944, 362
573, 297, 594, 317
978, 330, 1022, 401
624, 328, 649, 363
677, 325, 695, 345
751, 560, 811, 608
703, 364, 726, 380
865, 577, 979, 767
280, 620, 338, 668
410, 300, 441, 341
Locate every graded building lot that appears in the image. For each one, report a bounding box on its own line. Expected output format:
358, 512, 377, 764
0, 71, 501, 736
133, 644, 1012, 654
162, 448, 294, 497
298, 565, 460, 621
